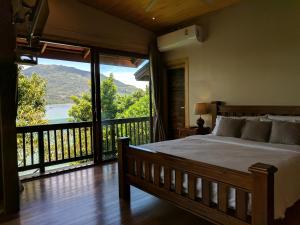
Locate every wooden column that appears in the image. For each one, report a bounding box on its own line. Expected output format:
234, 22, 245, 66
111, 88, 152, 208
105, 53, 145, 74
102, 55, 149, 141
0, 0, 20, 215
249, 163, 277, 225
149, 70, 154, 143
91, 49, 102, 164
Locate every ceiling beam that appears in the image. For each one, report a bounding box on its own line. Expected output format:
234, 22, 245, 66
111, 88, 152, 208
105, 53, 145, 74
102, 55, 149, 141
83, 48, 91, 60
41, 43, 47, 54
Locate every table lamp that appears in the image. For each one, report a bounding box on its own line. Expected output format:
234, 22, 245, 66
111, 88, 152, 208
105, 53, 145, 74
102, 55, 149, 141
194, 103, 208, 129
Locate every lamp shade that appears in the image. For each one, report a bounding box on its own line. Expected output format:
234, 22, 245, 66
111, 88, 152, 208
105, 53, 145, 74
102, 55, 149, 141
194, 103, 208, 115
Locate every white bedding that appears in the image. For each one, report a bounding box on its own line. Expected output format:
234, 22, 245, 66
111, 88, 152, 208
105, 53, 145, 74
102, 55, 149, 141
140, 135, 300, 219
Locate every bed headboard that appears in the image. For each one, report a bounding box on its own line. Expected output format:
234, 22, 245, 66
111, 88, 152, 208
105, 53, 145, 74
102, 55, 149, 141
211, 102, 300, 128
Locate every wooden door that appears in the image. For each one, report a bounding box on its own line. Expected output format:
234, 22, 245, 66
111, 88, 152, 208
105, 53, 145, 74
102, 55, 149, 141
167, 68, 185, 139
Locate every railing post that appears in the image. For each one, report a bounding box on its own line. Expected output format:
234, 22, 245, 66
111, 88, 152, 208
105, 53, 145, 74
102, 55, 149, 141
38, 131, 45, 173
249, 163, 277, 225
118, 137, 130, 201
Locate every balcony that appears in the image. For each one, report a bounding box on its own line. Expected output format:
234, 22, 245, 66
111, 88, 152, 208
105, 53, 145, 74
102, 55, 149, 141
16, 117, 150, 178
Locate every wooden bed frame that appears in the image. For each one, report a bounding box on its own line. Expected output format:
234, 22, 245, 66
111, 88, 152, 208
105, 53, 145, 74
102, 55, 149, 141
118, 103, 300, 225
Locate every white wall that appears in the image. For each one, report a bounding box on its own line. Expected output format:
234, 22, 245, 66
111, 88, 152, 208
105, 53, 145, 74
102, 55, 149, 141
164, 0, 300, 126
43, 0, 154, 54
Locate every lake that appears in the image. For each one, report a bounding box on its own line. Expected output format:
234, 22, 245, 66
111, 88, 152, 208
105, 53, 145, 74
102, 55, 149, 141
46, 104, 73, 124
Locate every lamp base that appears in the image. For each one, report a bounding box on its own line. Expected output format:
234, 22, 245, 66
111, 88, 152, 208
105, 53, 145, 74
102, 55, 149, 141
196, 116, 211, 134
196, 116, 205, 129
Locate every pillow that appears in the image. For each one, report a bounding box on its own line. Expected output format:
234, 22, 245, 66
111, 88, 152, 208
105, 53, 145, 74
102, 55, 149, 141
215, 117, 245, 137
241, 120, 272, 142
212, 115, 266, 135
269, 121, 300, 145
267, 115, 300, 122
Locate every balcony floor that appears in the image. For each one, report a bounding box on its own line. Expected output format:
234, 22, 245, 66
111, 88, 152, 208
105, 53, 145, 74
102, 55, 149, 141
1, 163, 212, 225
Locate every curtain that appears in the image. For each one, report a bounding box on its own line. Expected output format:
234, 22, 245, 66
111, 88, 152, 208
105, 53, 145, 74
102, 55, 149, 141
149, 42, 167, 142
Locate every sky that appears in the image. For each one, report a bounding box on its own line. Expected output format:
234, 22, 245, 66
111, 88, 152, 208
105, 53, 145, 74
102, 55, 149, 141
23, 58, 149, 89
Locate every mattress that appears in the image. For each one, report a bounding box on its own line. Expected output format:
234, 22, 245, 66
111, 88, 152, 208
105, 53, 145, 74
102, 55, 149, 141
140, 135, 300, 219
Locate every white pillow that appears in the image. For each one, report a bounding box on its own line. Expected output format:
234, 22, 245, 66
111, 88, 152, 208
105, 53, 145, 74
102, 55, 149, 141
212, 116, 222, 135
212, 115, 266, 135
267, 115, 300, 122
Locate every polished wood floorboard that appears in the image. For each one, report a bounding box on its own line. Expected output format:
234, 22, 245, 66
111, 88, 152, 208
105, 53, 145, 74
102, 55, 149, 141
2, 163, 299, 225
1, 163, 213, 225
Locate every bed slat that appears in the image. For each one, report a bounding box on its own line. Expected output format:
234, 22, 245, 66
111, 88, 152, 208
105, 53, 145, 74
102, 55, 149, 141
202, 179, 211, 206
164, 167, 171, 190
144, 162, 150, 181
136, 159, 142, 178
218, 183, 228, 213
236, 189, 248, 221
188, 174, 196, 200
175, 170, 182, 194
154, 164, 160, 185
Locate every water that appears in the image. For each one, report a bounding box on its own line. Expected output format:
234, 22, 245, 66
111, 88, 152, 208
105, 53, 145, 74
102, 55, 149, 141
45, 104, 73, 124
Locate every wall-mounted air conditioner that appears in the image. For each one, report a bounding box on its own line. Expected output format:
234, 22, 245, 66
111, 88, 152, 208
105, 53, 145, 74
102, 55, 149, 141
157, 25, 203, 52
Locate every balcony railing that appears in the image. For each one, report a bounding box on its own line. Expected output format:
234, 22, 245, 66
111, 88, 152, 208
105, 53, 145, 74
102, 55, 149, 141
16, 117, 150, 174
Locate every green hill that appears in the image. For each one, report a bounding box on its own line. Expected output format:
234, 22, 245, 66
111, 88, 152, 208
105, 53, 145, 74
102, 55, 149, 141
23, 64, 139, 104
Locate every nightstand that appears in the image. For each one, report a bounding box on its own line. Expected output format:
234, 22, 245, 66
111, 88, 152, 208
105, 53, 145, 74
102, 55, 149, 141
177, 127, 210, 138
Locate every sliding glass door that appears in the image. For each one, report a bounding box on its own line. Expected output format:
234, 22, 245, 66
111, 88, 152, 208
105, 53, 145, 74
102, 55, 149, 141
99, 53, 151, 161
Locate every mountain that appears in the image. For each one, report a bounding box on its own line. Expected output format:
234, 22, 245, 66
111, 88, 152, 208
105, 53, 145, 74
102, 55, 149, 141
23, 64, 139, 104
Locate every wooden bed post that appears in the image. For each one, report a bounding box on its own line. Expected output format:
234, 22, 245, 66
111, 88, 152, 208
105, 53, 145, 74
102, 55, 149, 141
118, 137, 131, 201
249, 163, 278, 225
210, 101, 224, 129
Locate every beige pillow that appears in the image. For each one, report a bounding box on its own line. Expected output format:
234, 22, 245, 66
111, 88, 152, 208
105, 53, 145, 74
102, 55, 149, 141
241, 120, 272, 142
216, 117, 245, 138
212, 115, 266, 135
267, 115, 300, 122
269, 121, 300, 145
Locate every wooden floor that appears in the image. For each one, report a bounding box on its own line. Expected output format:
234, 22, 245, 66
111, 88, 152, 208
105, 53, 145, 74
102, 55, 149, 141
1, 163, 212, 225
1, 163, 300, 225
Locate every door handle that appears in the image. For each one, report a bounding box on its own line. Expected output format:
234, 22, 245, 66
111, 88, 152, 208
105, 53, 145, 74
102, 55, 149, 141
180, 106, 185, 109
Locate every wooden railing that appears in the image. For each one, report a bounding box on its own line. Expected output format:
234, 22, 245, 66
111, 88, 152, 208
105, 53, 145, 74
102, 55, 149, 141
102, 117, 151, 160
16, 117, 150, 173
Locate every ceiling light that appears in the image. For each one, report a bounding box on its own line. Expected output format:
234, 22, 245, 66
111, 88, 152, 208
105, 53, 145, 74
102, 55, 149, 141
152, 17, 156, 20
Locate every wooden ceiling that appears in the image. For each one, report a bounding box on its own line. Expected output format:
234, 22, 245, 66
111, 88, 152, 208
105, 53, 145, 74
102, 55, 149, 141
79, 0, 240, 32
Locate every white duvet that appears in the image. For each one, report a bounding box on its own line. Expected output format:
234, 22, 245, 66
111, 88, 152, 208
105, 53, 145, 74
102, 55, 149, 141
140, 135, 300, 219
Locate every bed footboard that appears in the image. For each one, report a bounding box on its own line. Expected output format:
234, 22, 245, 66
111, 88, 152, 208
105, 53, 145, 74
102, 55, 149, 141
118, 138, 277, 225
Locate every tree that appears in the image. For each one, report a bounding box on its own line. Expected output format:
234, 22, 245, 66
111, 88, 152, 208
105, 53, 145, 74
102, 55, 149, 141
17, 69, 48, 168
118, 88, 150, 118
68, 73, 150, 122
101, 73, 118, 119
116, 88, 145, 116
68, 73, 119, 121
68, 92, 92, 122
17, 70, 47, 126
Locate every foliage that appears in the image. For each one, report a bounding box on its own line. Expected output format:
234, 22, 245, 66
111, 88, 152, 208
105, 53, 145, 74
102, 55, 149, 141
68, 74, 119, 121
116, 87, 150, 118
116, 89, 144, 116
68, 75, 150, 122
120, 94, 150, 118
101, 74, 118, 119
68, 92, 92, 122
17, 70, 48, 126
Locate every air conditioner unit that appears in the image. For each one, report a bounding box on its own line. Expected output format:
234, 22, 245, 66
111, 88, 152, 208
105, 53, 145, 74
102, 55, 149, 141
157, 25, 203, 52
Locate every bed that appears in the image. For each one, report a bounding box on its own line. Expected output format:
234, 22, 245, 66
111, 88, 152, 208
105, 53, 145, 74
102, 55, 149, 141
117, 104, 300, 225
